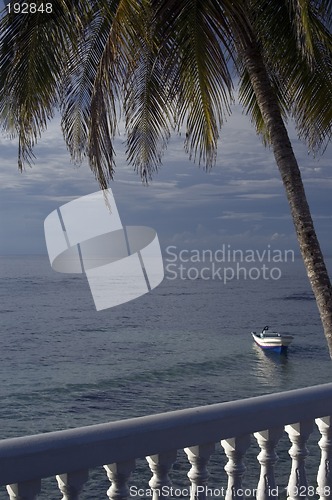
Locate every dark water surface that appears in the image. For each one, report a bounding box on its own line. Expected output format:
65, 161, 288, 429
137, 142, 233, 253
0, 255, 331, 498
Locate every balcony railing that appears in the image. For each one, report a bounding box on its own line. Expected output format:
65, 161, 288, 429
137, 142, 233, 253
1, 383, 332, 500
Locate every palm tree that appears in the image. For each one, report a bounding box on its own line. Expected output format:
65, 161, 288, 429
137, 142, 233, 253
1, 1, 332, 354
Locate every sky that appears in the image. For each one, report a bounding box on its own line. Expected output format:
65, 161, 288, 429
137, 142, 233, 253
0, 101, 331, 258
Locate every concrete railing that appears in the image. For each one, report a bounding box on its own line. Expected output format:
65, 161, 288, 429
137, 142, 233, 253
1, 383, 332, 499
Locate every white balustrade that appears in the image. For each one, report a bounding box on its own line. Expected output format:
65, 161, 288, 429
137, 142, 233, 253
104, 460, 136, 500
254, 427, 283, 500
221, 435, 251, 500
1, 384, 332, 499
285, 420, 314, 500
184, 443, 215, 500
316, 416, 332, 500
6, 480, 41, 500
146, 451, 177, 499
56, 470, 89, 500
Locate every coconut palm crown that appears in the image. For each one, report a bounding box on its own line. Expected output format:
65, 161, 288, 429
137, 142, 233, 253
1, 0, 332, 353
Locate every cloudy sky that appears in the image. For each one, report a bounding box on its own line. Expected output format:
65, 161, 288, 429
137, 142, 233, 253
1, 101, 331, 257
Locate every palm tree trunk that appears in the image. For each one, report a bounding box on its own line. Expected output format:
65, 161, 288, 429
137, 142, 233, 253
239, 40, 332, 357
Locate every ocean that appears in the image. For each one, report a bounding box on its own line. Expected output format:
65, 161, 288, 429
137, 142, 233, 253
1, 254, 332, 498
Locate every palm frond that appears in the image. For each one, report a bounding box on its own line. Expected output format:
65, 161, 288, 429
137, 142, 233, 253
290, 3, 332, 151
0, 0, 84, 169
87, 54, 118, 189
152, 0, 242, 169
86, 0, 130, 188
59, 4, 114, 168
123, 1, 174, 181
1, 0, 330, 186
286, 35, 332, 152
322, 0, 332, 23
61, 0, 151, 187
243, 0, 332, 153
288, 0, 315, 58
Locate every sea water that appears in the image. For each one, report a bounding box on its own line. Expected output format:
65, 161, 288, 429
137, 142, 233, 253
0, 255, 331, 498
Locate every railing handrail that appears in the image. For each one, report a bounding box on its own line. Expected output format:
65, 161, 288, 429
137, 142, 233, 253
1, 382, 332, 486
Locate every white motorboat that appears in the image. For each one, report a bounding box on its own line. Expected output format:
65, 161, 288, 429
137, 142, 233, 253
251, 326, 294, 353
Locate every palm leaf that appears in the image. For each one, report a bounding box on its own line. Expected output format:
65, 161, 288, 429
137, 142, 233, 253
0, 0, 84, 169
288, 0, 315, 58
61, 0, 152, 186
60, 8, 116, 185
287, 5, 332, 151
239, 0, 332, 153
152, 0, 243, 169
123, 1, 175, 181
87, 0, 137, 188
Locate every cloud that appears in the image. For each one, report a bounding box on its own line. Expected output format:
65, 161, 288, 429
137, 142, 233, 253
1, 104, 331, 255
217, 211, 290, 221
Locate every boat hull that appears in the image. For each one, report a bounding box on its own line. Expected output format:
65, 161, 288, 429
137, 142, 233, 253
251, 332, 293, 353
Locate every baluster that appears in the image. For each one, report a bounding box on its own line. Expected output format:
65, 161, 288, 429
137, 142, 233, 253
254, 428, 283, 500
184, 443, 215, 500
285, 421, 313, 500
6, 480, 41, 500
146, 451, 177, 500
316, 416, 332, 500
56, 470, 89, 500
221, 434, 251, 500
104, 460, 136, 500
